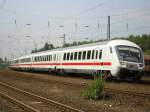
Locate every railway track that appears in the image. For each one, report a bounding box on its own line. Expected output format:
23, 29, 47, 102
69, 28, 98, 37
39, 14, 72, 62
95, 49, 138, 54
0, 91, 39, 112
104, 87, 150, 98
41, 78, 150, 99
0, 81, 83, 112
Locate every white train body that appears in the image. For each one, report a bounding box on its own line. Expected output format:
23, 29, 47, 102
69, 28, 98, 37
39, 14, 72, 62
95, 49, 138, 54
9, 39, 145, 79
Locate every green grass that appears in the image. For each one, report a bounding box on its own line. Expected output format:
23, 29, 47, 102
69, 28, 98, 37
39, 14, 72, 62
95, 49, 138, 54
82, 74, 104, 100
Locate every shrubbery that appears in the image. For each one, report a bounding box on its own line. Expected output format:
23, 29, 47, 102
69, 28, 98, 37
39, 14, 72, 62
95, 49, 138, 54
82, 74, 104, 100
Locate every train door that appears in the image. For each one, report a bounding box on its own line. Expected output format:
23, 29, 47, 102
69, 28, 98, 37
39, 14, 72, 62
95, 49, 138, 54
94, 48, 99, 71
57, 52, 61, 69
53, 53, 57, 70
53, 52, 60, 70
31, 57, 34, 70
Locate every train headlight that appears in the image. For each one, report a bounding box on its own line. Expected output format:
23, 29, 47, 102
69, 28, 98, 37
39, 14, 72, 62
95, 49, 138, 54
120, 61, 125, 65
139, 64, 143, 67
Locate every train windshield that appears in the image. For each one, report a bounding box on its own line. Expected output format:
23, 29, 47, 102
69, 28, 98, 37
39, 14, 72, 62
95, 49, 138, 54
116, 45, 143, 63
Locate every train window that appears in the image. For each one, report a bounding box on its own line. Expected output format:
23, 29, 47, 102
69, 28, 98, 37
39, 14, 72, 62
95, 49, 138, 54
92, 50, 95, 59
26, 58, 28, 62
44, 56, 46, 61
43, 56, 46, 61
82, 51, 86, 60
70, 53, 73, 60
48, 55, 49, 61
46, 56, 48, 61
40, 56, 42, 61
50, 55, 52, 61
78, 51, 82, 60
110, 46, 112, 53
99, 50, 102, 59
54, 54, 56, 61
37, 57, 39, 61
39, 56, 41, 61
43, 56, 44, 61
45, 56, 47, 61
56, 54, 59, 61
87, 50, 91, 60
63, 53, 66, 60
46, 55, 48, 61
47, 55, 48, 61
67, 53, 70, 60
55, 55, 57, 61
40, 57, 42, 61
46, 56, 47, 61
95, 50, 98, 59
74, 52, 77, 60
35, 57, 36, 62
48, 55, 50, 61
49, 55, 51, 61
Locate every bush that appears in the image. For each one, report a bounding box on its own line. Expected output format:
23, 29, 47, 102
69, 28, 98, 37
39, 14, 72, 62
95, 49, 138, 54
144, 50, 150, 55
82, 74, 104, 100
0, 64, 7, 69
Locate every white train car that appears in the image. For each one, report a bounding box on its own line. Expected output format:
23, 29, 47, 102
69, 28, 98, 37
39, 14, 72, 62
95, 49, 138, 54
9, 39, 145, 80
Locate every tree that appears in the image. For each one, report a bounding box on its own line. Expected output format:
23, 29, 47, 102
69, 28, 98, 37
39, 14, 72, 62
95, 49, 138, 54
4, 57, 7, 63
31, 43, 55, 53
0, 58, 3, 64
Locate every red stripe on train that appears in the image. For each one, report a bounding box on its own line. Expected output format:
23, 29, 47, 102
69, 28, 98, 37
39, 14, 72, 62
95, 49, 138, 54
10, 62, 111, 67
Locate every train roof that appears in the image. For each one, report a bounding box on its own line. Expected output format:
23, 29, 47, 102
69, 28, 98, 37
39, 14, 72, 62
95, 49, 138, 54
30, 39, 139, 53
11, 39, 140, 60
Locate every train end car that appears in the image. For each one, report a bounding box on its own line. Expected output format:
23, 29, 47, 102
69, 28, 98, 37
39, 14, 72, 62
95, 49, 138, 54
108, 40, 144, 80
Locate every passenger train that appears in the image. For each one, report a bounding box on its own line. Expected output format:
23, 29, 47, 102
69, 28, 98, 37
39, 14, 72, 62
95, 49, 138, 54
9, 39, 145, 80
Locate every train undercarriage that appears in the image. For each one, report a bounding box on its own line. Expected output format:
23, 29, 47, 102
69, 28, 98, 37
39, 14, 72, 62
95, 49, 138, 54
117, 68, 143, 81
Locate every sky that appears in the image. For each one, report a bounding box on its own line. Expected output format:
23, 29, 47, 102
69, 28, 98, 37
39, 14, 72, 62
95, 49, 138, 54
0, 0, 150, 59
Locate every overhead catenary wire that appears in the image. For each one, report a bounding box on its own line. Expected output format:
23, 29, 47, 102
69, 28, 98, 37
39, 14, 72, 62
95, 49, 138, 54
75, 0, 111, 17
1, 0, 150, 59
0, 0, 6, 9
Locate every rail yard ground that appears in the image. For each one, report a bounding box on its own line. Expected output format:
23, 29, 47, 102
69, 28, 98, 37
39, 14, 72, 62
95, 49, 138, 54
0, 69, 150, 112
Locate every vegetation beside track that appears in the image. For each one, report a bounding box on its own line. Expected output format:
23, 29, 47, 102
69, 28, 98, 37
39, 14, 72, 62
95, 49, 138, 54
82, 74, 104, 100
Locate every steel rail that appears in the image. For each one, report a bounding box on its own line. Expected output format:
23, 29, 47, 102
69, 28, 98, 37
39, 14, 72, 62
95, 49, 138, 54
104, 87, 150, 98
0, 81, 83, 112
0, 91, 40, 112
38, 78, 150, 98
39, 78, 150, 98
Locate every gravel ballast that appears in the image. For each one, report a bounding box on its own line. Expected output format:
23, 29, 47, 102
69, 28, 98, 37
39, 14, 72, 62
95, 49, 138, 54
0, 69, 150, 112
